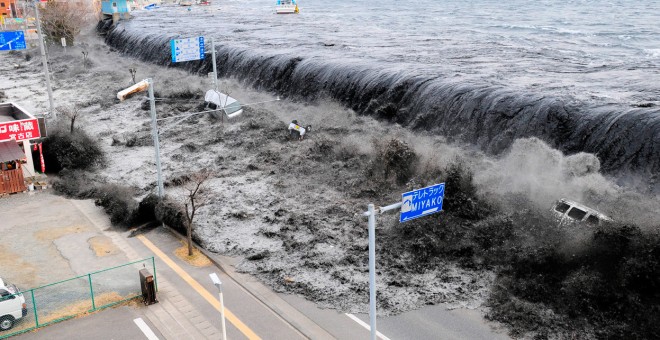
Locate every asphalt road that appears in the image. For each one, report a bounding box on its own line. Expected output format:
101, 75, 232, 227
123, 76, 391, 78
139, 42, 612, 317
125, 227, 307, 339
280, 294, 510, 340
126, 227, 511, 340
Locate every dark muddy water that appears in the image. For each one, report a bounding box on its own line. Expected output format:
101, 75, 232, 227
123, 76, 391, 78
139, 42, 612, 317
105, 0, 660, 183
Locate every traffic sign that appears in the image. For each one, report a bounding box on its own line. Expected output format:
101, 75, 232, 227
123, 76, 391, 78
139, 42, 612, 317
400, 183, 445, 222
170, 36, 205, 63
0, 31, 27, 51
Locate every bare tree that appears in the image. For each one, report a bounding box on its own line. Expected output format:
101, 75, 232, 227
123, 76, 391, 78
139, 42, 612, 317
40, 0, 95, 46
182, 169, 212, 256
56, 104, 81, 133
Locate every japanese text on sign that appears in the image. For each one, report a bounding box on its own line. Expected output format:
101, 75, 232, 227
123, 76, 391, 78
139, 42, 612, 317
400, 183, 445, 222
0, 31, 27, 51
0, 119, 41, 142
170, 36, 205, 63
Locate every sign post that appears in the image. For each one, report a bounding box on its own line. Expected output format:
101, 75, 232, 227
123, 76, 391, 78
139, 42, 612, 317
361, 183, 445, 340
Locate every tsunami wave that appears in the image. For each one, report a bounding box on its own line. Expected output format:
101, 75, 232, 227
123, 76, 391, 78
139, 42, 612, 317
104, 26, 660, 188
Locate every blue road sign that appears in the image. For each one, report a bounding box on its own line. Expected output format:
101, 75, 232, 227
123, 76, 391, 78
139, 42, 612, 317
400, 183, 445, 222
0, 31, 27, 51
170, 36, 205, 63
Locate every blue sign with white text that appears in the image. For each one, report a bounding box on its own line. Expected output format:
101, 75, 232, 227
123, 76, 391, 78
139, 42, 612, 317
0, 31, 27, 51
400, 183, 445, 222
170, 36, 205, 63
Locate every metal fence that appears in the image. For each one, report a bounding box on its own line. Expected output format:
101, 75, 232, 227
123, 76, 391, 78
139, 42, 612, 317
0, 257, 156, 339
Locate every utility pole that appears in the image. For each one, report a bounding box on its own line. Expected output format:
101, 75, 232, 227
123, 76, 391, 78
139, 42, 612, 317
211, 37, 218, 92
147, 78, 164, 198
21, 0, 28, 33
33, 0, 55, 116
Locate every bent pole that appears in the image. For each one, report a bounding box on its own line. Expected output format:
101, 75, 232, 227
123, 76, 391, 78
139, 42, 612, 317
363, 201, 402, 340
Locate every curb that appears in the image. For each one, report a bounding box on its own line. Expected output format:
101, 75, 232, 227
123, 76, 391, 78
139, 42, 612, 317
159, 224, 335, 340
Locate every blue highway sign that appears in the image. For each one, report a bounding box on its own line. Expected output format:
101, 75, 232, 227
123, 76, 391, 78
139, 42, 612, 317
400, 183, 445, 222
170, 36, 205, 63
0, 31, 27, 51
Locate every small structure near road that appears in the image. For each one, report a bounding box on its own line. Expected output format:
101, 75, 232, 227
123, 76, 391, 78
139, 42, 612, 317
0, 102, 43, 195
0, 140, 26, 194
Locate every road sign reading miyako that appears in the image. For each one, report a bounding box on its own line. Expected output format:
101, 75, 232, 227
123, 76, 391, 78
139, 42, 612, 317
170, 36, 205, 63
400, 183, 445, 222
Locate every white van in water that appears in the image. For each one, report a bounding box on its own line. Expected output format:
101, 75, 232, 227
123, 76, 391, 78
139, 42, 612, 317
552, 198, 613, 227
0, 278, 27, 331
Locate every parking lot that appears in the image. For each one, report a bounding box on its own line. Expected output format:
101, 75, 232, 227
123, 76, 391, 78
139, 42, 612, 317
0, 191, 140, 337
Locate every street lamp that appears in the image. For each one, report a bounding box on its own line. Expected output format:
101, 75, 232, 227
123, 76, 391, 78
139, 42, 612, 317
209, 272, 227, 340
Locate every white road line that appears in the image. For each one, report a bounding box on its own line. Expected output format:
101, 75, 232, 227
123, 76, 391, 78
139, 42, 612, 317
345, 313, 392, 340
134, 317, 160, 340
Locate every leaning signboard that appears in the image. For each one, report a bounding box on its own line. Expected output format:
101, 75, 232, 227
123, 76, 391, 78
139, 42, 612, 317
0, 119, 41, 142
400, 183, 445, 222
0, 31, 27, 51
170, 36, 205, 63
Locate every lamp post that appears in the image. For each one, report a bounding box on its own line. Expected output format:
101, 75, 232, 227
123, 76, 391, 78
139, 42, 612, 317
209, 272, 227, 340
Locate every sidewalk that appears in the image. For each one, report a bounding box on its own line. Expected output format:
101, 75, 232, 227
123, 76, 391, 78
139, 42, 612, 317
73, 197, 341, 339
160, 225, 335, 340
72, 199, 224, 340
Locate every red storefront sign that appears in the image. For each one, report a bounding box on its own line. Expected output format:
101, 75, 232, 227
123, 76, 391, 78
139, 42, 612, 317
0, 118, 41, 142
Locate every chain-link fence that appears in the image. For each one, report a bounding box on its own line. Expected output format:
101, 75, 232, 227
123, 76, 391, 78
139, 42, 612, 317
0, 257, 156, 339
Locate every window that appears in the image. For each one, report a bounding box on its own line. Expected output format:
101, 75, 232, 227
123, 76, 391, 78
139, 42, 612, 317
0, 289, 12, 301
1, 4, 5, 7
586, 215, 600, 226
567, 207, 587, 221
554, 202, 570, 214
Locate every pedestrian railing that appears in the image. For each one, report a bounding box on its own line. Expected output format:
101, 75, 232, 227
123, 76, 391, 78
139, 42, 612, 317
0, 257, 156, 339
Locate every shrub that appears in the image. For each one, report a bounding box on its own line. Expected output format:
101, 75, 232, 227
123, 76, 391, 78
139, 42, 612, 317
40, 0, 94, 45
51, 169, 99, 198
442, 161, 490, 220
133, 193, 161, 224
488, 224, 660, 338
154, 197, 187, 235
365, 138, 418, 188
93, 184, 137, 226
53, 172, 138, 227
42, 128, 104, 173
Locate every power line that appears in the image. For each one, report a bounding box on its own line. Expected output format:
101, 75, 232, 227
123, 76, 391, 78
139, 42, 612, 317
155, 97, 280, 122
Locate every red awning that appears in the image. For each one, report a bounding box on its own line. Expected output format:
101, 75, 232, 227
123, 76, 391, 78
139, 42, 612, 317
0, 140, 25, 163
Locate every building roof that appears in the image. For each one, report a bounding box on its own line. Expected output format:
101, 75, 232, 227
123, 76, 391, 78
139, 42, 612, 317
0, 140, 25, 163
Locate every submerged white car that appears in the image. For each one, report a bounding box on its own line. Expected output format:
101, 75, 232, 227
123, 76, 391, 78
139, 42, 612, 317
0, 278, 27, 331
552, 198, 613, 227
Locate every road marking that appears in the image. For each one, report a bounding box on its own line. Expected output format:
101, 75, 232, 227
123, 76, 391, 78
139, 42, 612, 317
345, 313, 392, 340
134, 318, 159, 340
137, 234, 261, 340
